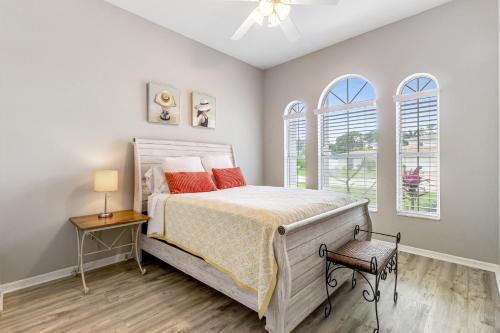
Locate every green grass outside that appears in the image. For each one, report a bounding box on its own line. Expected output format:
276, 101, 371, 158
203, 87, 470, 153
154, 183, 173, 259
330, 167, 377, 180
326, 184, 377, 209
401, 191, 438, 213
297, 167, 306, 189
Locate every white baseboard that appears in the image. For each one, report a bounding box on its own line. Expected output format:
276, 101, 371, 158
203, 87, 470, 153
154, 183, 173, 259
0, 253, 130, 311
373, 239, 499, 272
373, 239, 500, 295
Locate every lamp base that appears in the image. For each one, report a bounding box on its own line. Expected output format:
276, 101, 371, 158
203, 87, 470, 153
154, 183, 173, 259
98, 212, 113, 219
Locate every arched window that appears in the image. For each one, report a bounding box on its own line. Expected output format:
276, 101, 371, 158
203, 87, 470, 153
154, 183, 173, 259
316, 75, 377, 209
284, 101, 306, 188
395, 74, 440, 219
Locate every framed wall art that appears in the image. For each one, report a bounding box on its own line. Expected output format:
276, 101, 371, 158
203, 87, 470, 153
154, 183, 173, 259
148, 82, 180, 125
192, 92, 216, 129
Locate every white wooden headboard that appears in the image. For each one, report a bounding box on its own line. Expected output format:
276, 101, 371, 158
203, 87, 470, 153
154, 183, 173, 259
133, 138, 236, 213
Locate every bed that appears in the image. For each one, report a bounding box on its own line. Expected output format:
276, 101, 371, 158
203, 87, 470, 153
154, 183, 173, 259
133, 138, 372, 333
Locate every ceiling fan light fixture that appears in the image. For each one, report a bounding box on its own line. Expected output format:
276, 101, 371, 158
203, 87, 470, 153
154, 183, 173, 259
232, 0, 324, 42
274, 2, 291, 20
250, 8, 265, 25
258, 0, 274, 16
267, 12, 280, 27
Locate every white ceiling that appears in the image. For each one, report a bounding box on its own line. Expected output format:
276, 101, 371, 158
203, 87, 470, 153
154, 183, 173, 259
104, 0, 452, 69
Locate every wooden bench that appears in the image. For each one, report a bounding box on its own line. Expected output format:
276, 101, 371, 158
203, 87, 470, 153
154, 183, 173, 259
319, 226, 401, 333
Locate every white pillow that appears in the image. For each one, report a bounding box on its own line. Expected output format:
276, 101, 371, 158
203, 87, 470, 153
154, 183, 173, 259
201, 155, 234, 175
144, 167, 154, 192
162, 156, 205, 172
144, 166, 169, 194
145, 157, 205, 194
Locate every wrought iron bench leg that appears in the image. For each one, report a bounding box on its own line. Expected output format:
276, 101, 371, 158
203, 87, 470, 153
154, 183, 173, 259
319, 244, 333, 318
394, 251, 398, 303
373, 275, 380, 333
324, 260, 333, 318
394, 231, 401, 304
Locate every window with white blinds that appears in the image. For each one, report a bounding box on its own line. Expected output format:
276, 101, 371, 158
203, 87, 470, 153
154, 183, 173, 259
284, 102, 306, 188
317, 76, 377, 209
396, 74, 440, 219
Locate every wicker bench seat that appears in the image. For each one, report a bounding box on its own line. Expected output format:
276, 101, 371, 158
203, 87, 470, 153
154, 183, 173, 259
327, 239, 397, 274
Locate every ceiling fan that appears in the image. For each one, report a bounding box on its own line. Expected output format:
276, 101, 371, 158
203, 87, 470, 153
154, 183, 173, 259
227, 0, 340, 42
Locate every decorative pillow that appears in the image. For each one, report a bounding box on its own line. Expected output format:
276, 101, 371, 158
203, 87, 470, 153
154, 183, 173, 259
212, 167, 247, 189
201, 155, 234, 176
165, 172, 217, 194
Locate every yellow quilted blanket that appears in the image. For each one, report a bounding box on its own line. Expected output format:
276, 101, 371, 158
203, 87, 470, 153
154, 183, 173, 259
155, 186, 357, 318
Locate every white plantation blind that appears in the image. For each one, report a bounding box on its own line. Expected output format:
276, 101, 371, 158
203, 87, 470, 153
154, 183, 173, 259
284, 102, 306, 188
318, 76, 377, 209
396, 74, 440, 219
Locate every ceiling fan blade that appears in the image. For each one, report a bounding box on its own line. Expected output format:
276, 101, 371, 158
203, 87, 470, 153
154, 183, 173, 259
231, 13, 257, 40
279, 16, 300, 42
284, 0, 340, 5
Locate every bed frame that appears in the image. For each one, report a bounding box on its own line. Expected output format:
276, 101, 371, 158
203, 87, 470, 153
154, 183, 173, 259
133, 138, 372, 333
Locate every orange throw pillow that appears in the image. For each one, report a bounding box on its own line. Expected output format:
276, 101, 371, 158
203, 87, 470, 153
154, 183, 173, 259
165, 172, 217, 194
212, 167, 247, 189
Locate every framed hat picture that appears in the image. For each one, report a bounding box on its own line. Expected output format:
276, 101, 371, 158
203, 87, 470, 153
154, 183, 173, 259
147, 82, 180, 125
192, 92, 216, 129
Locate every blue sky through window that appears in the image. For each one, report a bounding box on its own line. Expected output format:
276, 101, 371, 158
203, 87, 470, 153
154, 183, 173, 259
400, 77, 437, 95
324, 77, 375, 108
289, 102, 305, 114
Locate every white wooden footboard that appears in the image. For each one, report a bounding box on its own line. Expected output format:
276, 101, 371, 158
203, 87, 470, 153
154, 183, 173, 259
265, 200, 372, 333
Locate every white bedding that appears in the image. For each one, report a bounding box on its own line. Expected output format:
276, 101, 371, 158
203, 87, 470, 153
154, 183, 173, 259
147, 193, 170, 235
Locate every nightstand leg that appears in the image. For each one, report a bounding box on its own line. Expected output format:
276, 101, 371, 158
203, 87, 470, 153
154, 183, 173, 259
74, 227, 80, 276
79, 231, 89, 294
134, 224, 146, 275
128, 227, 135, 258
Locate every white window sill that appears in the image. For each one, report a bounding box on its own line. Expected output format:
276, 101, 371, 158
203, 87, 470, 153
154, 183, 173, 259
397, 211, 440, 221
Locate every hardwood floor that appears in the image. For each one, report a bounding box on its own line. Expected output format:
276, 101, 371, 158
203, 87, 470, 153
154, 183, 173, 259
1, 252, 499, 332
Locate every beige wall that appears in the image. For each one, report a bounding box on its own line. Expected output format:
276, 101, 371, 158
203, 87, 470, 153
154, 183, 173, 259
263, 0, 499, 263
1, 0, 498, 285
0, 0, 263, 283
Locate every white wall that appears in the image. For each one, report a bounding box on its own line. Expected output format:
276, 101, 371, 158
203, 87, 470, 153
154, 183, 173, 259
263, 0, 499, 263
0, 0, 263, 283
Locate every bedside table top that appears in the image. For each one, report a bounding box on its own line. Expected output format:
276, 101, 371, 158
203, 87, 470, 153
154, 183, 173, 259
69, 210, 149, 230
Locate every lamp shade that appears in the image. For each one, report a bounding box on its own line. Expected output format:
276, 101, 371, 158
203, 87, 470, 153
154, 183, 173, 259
94, 170, 118, 192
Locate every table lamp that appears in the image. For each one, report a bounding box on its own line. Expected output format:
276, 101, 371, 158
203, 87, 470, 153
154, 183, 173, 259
94, 170, 118, 218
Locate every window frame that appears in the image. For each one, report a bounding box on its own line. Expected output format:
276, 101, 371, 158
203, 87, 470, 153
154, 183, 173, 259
395, 73, 441, 220
283, 101, 307, 189
316, 74, 378, 211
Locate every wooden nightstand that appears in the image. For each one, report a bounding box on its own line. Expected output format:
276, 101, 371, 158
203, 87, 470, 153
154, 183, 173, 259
69, 210, 149, 294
